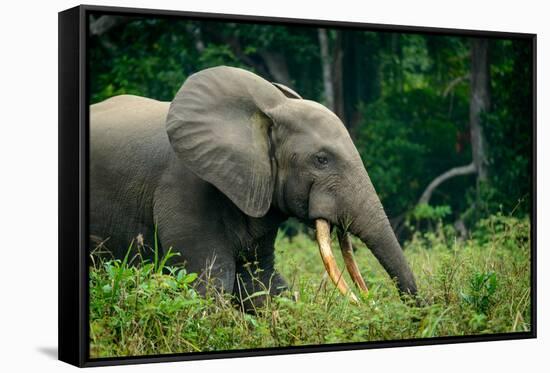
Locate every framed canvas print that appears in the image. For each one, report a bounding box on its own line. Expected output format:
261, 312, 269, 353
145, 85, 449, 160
58, 4, 536, 367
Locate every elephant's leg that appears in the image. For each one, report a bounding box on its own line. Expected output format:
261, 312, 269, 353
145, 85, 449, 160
153, 184, 237, 297
158, 227, 237, 296
234, 260, 287, 312
192, 249, 236, 297
233, 231, 288, 312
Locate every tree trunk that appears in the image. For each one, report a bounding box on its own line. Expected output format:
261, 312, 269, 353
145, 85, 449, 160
470, 38, 491, 181
318, 28, 334, 111
342, 32, 376, 139
318, 29, 346, 124
417, 38, 491, 206
332, 31, 346, 124
258, 51, 292, 87
392, 33, 404, 93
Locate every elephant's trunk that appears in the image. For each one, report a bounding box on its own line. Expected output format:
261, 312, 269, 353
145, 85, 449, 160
348, 182, 418, 297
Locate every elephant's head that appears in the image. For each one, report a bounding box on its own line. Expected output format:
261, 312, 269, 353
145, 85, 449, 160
166, 66, 417, 300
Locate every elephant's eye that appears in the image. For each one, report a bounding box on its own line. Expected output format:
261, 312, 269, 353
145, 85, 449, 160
316, 155, 329, 166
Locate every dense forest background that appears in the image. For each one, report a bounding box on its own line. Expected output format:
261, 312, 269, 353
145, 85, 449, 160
89, 15, 533, 240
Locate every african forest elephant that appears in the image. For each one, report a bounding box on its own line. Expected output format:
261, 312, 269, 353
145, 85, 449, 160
90, 66, 417, 308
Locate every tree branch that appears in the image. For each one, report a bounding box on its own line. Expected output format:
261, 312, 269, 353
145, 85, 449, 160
442, 74, 470, 97
418, 162, 476, 205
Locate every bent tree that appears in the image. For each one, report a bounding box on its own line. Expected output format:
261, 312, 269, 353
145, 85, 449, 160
418, 38, 491, 205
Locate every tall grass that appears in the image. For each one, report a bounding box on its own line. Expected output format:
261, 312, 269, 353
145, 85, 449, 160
89, 214, 531, 358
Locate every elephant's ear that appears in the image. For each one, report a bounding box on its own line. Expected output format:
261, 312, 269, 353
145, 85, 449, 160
166, 66, 287, 217
272, 82, 302, 99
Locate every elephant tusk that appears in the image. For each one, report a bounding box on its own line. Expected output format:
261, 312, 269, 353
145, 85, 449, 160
315, 219, 359, 303
338, 232, 369, 295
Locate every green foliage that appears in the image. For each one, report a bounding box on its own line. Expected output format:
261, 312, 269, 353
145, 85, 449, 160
481, 40, 533, 217
355, 88, 470, 217
412, 203, 452, 221
405, 204, 453, 237
197, 44, 240, 68
89, 19, 321, 104
90, 214, 531, 358
471, 212, 531, 253
461, 271, 498, 315
90, 18, 194, 102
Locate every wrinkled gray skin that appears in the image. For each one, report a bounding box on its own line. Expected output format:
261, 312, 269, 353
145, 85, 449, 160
90, 66, 417, 309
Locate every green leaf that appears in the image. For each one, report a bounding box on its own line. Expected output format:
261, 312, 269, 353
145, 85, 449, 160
182, 273, 198, 284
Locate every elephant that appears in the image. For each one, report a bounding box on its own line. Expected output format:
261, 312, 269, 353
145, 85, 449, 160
90, 66, 417, 309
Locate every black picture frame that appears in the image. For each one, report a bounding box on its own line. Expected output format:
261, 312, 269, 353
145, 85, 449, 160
58, 4, 537, 367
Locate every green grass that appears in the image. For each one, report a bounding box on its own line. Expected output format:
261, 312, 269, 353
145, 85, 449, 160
89, 214, 531, 358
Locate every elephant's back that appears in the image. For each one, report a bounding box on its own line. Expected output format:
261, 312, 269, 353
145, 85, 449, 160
90, 94, 171, 167
90, 95, 172, 180
91, 95, 170, 140
89, 95, 173, 255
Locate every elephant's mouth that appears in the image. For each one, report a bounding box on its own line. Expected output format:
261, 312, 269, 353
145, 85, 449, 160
314, 219, 369, 303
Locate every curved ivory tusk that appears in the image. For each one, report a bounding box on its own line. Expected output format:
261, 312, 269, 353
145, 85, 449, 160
338, 232, 369, 295
315, 219, 359, 303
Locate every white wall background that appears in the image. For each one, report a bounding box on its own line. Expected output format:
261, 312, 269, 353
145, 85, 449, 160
0, 0, 546, 371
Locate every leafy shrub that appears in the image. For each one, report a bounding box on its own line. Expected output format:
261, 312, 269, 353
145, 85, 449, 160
412, 204, 452, 221
461, 271, 498, 315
